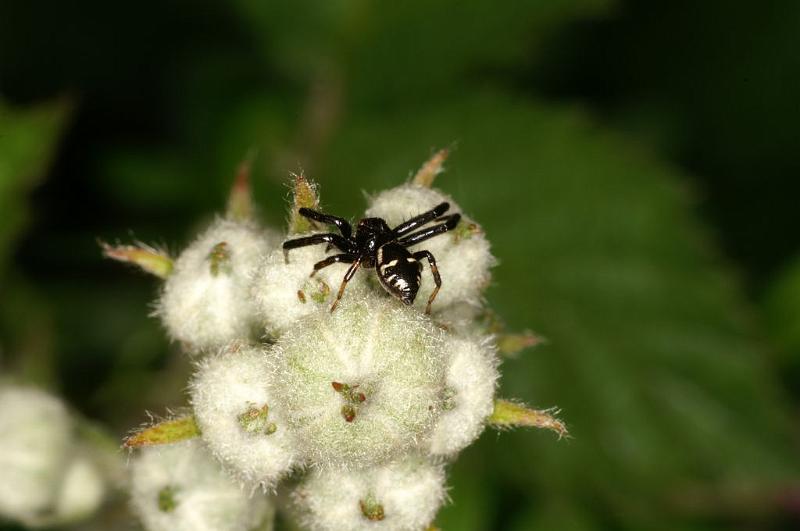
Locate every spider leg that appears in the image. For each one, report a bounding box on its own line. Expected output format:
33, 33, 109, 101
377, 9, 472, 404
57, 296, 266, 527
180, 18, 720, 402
330, 257, 362, 312
393, 202, 450, 236
413, 250, 441, 315
298, 208, 352, 238
433, 213, 460, 224
396, 213, 461, 247
310, 253, 356, 277
283, 233, 354, 263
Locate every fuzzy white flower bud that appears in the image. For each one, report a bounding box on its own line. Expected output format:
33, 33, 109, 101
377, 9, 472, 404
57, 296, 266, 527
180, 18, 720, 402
365, 184, 495, 312
426, 335, 499, 457
52, 454, 106, 524
190, 343, 298, 487
270, 294, 447, 467
0, 385, 73, 526
158, 218, 279, 351
251, 236, 371, 336
130, 439, 273, 531
291, 456, 446, 531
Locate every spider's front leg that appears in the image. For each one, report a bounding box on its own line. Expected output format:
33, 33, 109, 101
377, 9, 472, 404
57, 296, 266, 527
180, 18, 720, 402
298, 208, 353, 238
412, 251, 442, 315
310, 254, 356, 277
330, 258, 363, 312
282, 233, 353, 263
392, 202, 451, 236
397, 214, 461, 247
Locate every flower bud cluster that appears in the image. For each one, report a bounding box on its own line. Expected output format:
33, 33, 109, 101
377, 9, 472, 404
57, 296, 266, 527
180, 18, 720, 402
0, 385, 109, 528
122, 164, 508, 531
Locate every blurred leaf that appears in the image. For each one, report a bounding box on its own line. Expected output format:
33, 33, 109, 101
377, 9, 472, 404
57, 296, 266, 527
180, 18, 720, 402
98, 148, 215, 210
233, 0, 613, 102
0, 98, 69, 388
763, 256, 800, 397
0, 97, 70, 269
764, 257, 800, 358
436, 444, 494, 531
508, 499, 602, 531
310, 92, 798, 529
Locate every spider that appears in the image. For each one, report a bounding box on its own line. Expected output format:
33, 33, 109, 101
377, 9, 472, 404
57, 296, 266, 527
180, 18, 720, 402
283, 202, 461, 314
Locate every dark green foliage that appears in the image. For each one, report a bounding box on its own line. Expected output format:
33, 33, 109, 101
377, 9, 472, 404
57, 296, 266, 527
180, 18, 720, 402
0, 99, 70, 270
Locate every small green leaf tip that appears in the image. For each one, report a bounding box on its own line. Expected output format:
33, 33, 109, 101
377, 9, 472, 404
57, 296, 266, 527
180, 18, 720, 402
497, 331, 545, 357
488, 399, 568, 439
100, 241, 173, 279
123, 415, 201, 448
288, 172, 320, 234
226, 153, 255, 222
482, 311, 544, 357
412, 148, 450, 187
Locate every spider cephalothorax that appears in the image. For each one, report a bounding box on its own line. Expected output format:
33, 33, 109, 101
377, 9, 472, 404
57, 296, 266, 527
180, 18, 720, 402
283, 202, 460, 314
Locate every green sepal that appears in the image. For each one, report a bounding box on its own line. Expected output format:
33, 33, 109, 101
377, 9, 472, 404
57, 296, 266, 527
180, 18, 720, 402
123, 415, 201, 448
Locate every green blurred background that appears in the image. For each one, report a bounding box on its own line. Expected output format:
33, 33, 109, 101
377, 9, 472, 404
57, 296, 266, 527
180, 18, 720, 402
1, 0, 799, 529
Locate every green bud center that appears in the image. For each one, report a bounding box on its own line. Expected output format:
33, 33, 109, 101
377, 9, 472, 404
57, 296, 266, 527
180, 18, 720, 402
207, 241, 232, 276
442, 386, 458, 411
332, 382, 367, 422
238, 403, 278, 435
359, 494, 385, 521
452, 220, 481, 242
157, 485, 178, 513
298, 278, 331, 304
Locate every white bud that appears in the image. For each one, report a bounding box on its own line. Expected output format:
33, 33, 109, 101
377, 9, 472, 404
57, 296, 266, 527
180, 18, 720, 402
130, 439, 273, 531
251, 236, 371, 336
365, 184, 495, 311
291, 456, 446, 531
426, 335, 499, 457
190, 343, 298, 488
0, 385, 73, 526
270, 294, 447, 467
158, 218, 279, 351
52, 454, 106, 524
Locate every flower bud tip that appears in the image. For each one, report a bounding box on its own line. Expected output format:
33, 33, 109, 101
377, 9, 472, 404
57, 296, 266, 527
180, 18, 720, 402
488, 399, 568, 439
289, 172, 320, 234
226, 152, 255, 222
123, 415, 201, 448
100, 241, 173, 279
412, 148, 451, 188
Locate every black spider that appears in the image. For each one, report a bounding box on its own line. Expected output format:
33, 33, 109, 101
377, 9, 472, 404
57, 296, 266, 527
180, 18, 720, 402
283, 203, 461, 314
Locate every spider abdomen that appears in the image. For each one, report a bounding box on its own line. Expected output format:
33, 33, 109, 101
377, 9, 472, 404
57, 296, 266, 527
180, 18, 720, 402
376, 243, 422, 305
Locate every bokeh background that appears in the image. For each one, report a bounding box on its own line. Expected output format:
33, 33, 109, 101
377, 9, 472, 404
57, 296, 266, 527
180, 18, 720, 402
2, 0, 800, 529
